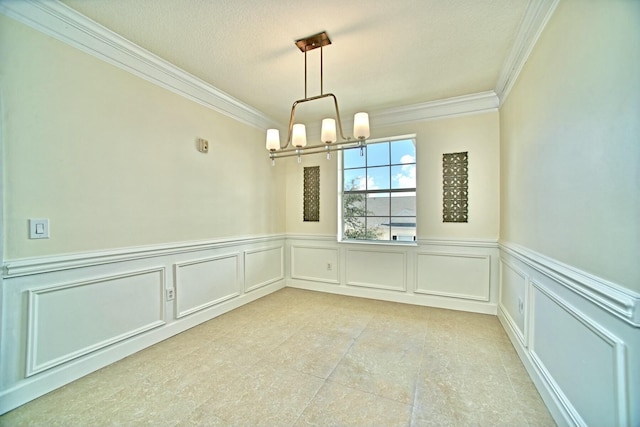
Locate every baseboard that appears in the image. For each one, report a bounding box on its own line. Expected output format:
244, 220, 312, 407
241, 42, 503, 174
287, 279, 497, 315
497, 305, 572, 427
0, 279, 283, 415
498, 242, 639, 427
0, 235, 286, 415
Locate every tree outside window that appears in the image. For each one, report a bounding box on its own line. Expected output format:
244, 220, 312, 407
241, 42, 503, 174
341, 137, 417, 242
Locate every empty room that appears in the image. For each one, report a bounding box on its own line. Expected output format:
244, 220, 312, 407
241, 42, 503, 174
0, 0, 638, 426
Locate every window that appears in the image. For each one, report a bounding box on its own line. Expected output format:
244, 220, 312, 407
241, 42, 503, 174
340, 136, 416, 242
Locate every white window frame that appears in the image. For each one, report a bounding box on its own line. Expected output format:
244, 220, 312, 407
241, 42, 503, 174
338, 134, 417, 244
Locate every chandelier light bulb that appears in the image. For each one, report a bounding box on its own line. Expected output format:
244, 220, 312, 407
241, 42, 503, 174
321, 118, 337, 143
292, 124, 307, 148
353, 112, 370, 140
265, 129, 280, 151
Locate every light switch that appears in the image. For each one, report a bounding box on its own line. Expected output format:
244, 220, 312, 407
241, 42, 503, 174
29, 219, 50, 239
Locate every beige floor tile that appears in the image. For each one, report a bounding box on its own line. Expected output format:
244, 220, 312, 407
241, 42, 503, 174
265, 327, 355, 378
0, 288, 555, 427
295, 380, 413, 427
201, 364, 324, 426
177, 402, 229, 427
329, 331, 423, 404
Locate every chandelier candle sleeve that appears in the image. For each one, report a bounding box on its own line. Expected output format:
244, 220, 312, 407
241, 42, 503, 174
266, 129, 280, 151
353, 112, 370, 140
321, 118, 337, 143
292, 124, 307, 147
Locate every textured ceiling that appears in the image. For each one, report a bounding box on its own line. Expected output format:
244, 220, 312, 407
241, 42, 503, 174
61, 0, 529, 126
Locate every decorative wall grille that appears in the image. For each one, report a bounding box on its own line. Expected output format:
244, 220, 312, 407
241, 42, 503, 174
443, 152, 468, 223
303, 166, 320, 222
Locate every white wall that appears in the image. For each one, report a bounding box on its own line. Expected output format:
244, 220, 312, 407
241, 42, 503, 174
500, 0, 639, 293
0, 13, 287, 414
1, 14, 285, 260
498, 1, 640, 426
283, 111, 502, 316
3, 2, 639, 426
285, 111, 501, 241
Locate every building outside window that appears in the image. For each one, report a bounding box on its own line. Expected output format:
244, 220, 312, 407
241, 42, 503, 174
340, 136, 416, 242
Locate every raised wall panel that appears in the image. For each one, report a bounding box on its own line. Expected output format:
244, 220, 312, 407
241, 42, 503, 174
346, 249, 406, 291
499, 260, 527, 343
415, 252, 489, 301
291, 246, 339, 284
244, 246, 284, 292
530, 284, 628, 427
26, 268, 165, 376
175, 254, 240, 318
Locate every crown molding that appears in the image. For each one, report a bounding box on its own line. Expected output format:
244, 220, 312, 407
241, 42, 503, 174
0, 0, 279, 131
495, 0, 560, 105
370, 91, 500, 128
1, 0, 558, 130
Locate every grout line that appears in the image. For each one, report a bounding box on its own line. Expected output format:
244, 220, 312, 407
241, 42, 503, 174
292, 315, 372, 426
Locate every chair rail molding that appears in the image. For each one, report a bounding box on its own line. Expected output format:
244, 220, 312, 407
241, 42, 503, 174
3, 234, 286, 278
499, 241, 640, 327
0, 234, 286, 415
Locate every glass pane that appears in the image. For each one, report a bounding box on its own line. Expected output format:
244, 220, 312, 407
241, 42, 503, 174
391, 164, 416, 189
367, 193, 390, 216
367, 166, 390, 190
391, 193, 416, 216
343, 193, 366, 218
366, 217, 389, 240
343, 146, 365, 168
389, 217, 416, 242
366, 142, 389, 167
391, 139, 416, 165
343, 216, 366, 240
343, 168, 366, 191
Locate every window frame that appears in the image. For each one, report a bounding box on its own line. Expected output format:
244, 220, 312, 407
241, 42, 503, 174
338, 134, 417, 244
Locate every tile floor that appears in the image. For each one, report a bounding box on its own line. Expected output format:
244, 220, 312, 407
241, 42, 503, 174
0, 288, 555, 426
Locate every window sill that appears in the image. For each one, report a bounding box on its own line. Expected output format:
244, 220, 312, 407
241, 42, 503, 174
337, 239, 418, 247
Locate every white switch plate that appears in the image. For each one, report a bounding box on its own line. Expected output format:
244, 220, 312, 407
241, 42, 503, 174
29, 218, 50, 239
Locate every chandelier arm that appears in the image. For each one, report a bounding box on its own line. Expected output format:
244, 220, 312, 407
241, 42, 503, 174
270, 140, 365, 159
283, 93, 349, 149
328, 93, 349, 141
282, 99, 300, 149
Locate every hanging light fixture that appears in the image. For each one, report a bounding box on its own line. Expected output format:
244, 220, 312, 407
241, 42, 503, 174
266, 31, 370, 164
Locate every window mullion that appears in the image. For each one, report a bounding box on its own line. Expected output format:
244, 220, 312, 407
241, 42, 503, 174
387, 142, 391, 240
341, 136, 416, 242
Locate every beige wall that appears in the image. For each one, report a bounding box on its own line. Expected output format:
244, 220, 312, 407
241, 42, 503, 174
284, 111, 501, 240
1, 16, 286, 259
500, 0, 640, 291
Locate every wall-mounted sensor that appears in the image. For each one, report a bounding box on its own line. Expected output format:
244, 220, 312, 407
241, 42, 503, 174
197, 138, 209, 153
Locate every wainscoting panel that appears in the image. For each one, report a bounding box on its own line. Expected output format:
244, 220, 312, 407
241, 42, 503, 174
244, 246, 284, 292
530, 283, 627, 427
498, 241, 639, 427
290, 245, 339, 284
1, 235, 286, 415
174, 254, 240, 318
286, 236, 499, 315
345, 248, 406, 291
26, 268, 165, 376
415, 252, 489, 301
498, 259, 527, 344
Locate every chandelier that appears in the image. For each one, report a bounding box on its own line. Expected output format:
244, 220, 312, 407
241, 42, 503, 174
266, 31, 370, 164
